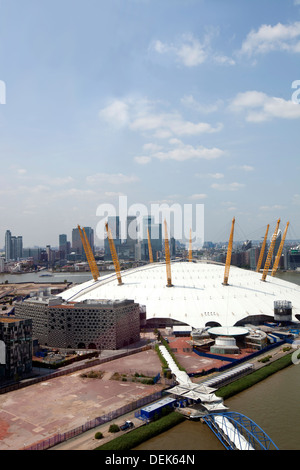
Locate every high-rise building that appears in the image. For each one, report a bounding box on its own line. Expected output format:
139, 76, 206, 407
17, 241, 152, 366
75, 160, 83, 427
72, 227, 94, 260
59, 234, 69, 260
5, 230, 23, 261
141, 216, 162, 261
104, 216, 137, 261
5, 230, 11, 262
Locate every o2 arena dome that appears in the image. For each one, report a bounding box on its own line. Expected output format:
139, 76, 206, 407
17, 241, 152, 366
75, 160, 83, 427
59, 260, 300, 329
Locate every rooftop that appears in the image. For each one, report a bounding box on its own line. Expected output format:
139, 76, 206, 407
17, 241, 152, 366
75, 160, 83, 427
59, 261, 300, 329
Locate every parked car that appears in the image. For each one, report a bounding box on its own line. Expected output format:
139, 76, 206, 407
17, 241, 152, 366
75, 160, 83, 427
120, 420, 134, 431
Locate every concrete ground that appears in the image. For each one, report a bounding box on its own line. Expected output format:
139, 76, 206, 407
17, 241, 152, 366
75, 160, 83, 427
0, 331, 290, 451
0, 348, 163, 450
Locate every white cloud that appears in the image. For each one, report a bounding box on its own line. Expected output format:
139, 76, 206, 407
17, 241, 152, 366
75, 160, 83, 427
240, 22, 300, 56
152, 33, 235, 67
195, 172, 224, 179
230, 90, 300, 122
130, 110, 222, 137
211, 182, 245, 191
50, 176, 74, 186
134, 156, 152, 164
86, 172, 139, 185
152, 35, 207, 67
189, 193, 208, 200
99, 97, 222, 139
230, 164, 254, 172
209, 172, 224, 179
153, 143, 224, 162
99, 99, 130, 127
181, 95, 222, 114
259, 205, 286, 211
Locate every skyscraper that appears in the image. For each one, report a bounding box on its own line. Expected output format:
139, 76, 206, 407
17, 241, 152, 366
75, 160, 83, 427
5, 230, 12, 261
59, 234, 68, 259
72, 227, 94, 260
5, 230, 23, 261
141, 216, 162, 261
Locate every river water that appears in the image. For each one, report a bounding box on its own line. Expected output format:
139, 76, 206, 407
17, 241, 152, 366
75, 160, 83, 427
135, 270, 300, 451
0, 271, 103, 284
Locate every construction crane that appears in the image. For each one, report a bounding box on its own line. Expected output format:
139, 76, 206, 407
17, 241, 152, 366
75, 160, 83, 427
105, 222, 123, 285
223, 217, 235, 286
164, 220, 173, 287
147, 228, 153, 263
261, 218, 280, 282
189, 228, 193, 262
77, 225, 99, 281
271, 221, 289, 277
256, 224, 270, 272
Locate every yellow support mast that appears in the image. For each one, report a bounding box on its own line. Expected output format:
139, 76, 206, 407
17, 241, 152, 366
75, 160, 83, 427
82, 227, 100, 279
189, 228, 193, 262
261, 218, 280, 282
105, 222, 123, 285
77, 225, 99, 281
256, 224, 270, 272
271, 221, 289, 277
164, 220, 173, 287
147, 228, 153, 263
223, 217, 235, 286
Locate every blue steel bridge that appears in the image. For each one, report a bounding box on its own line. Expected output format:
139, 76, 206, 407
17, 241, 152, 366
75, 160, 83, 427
201, 411, 279, 450
158, 345, 279, 451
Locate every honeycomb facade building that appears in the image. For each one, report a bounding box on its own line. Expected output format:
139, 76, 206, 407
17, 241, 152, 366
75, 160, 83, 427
14, 295, 140, 350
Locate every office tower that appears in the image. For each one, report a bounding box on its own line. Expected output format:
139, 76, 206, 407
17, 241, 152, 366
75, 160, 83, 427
72, 227, 94, 260
15, 236, 23, 260
59, 234, 68, 259
5, 230, 12, 261
5, 230, 23, 261
83, 227, 94, 253
72, 228, 83, 256
104, 217, 121, 260
104, 216, 137, 261
141, 217, 162, 261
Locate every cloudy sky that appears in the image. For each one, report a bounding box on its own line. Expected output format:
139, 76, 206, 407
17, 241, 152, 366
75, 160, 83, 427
0, 0, 300, 247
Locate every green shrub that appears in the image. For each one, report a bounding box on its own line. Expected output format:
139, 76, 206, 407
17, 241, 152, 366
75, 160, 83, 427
108, 424, 120, 433
95, 431, 103, 440
96, 412, 185, 451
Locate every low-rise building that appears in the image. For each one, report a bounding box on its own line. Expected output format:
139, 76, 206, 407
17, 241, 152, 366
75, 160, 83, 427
14, 295, 140, 350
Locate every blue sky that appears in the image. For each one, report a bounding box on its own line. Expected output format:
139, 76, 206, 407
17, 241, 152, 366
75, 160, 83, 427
0, 0, 300, 246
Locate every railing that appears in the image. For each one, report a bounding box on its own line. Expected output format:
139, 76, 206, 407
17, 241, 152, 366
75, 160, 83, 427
202, 412, 279, 450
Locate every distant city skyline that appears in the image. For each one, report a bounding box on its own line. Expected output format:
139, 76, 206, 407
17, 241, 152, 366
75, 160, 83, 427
1, 1, 300, 246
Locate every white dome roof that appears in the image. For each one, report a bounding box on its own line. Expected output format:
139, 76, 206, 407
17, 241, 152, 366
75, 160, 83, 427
60, 261, 300, 329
